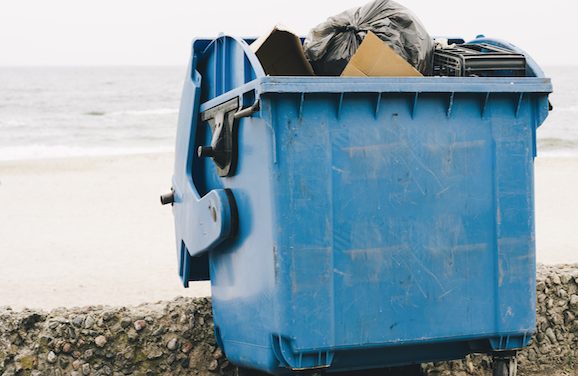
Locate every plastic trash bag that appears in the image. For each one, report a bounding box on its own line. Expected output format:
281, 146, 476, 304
304, 0, 433, 76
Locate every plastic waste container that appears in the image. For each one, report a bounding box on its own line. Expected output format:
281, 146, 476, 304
162, 35, 552, 375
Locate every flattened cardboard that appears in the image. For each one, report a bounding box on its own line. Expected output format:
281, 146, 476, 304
342, 31, 422, 77
251, 26, 314, 76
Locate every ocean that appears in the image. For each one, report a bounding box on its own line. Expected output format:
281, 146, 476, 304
0, 66, 184, 160
0, 66, 575, 161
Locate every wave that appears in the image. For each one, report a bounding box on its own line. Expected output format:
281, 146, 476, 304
0, 144, 173, 162
84, 111, 106, 116
112, 108, 178, 116
556, 105, 578, 113
538, 138, 578, 149
537, 138, 578, 157
540, 150, 578, 158
82, 108, 178, 117
0, 119, 27, 127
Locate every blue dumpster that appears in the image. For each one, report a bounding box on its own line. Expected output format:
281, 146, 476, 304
163, 35, 552, 375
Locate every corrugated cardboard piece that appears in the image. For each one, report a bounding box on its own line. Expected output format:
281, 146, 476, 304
251, 26, 315, 76
342, 31, 422, 77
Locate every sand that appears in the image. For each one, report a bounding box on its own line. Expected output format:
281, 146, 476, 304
0, 153, 209, 311
535, 155, 578, 264
0, 153, 576, 310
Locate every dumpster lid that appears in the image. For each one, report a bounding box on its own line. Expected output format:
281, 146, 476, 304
199, 76, 553, 114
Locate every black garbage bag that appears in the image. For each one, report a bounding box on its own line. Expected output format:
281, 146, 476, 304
304, 0, 433, 76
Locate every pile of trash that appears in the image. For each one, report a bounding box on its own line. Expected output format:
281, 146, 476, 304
250, 0, 526, 78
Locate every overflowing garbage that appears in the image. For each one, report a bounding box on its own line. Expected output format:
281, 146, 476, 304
303, 0, 433, 76
250, 0, 526, 78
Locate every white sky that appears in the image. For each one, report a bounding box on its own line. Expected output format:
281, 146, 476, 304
0, 0, 575, 66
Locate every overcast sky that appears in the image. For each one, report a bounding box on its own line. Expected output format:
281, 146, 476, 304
0, 0, 575, 66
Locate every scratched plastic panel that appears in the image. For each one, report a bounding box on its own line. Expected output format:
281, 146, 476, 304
206, 112, 281, 371
270, 93, 337, 350
332, 93, 498, 346
489, 94, 537, 339
269, 92, 534, 351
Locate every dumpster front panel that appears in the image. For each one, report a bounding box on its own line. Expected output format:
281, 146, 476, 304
261, 87, 542, 368
180, 74, 549, 376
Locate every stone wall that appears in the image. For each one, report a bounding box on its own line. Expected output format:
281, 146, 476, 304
1, 265, 577, 376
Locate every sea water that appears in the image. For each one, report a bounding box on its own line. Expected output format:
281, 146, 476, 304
538, 66, 578, 156
0, 65, 575, 161
0, 66, 183, 160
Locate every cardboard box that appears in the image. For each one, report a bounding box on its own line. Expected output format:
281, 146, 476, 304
251, 26, 315, 76
341, 31, 422, 77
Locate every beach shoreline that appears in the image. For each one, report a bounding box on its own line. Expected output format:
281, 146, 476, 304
0, 152, 209, 311
0, 152, 577, 310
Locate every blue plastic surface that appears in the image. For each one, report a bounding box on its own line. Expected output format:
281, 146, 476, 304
169, 35, 552, 374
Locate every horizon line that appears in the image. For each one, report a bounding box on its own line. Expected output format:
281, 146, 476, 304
0, 64, 184, 68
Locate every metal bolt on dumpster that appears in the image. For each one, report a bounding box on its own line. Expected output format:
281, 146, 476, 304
162, 35, 552, 375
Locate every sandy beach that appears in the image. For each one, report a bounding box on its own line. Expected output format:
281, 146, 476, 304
535, 155, 578, 264
0, 153, 209, 311
0, 153, 576, 310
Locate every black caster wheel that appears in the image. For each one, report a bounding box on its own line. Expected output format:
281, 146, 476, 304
385, 365, 423, 376
295, 371, 326, 376
236, 366, 271, 376
492, 353, 517, 376
332, 364, 422, 376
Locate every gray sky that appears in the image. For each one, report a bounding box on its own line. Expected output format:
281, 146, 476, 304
0, 0, 575, 66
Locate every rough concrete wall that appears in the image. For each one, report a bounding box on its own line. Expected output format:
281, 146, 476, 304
0, 298, 229, 376
1, 265, 577, 376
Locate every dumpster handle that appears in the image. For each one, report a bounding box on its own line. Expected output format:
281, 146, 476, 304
160, 188, 175, 206
234, 100, 260, 119
199, 98, 241, 177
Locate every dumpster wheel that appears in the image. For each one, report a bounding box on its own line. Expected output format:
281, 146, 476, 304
492, 352, 517, 376
236, 365, 423, 376
235, 368, 329, 376
235, 367, 269, 376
